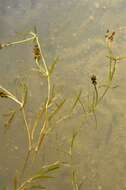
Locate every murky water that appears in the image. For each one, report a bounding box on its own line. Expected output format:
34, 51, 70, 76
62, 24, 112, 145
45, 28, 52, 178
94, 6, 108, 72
1, 0, 126, 189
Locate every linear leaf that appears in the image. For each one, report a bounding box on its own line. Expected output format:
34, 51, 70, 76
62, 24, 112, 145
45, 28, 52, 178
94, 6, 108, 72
31, 104, 46, 140
38, 161, 60, 175
31, 174, 54, 181
21, 83, 28, 108
49, 57, 59, 75
4, 110, 17, 129
70, 90, 82, 113
49, 99, 66, 121
69, 131, 78, 155
29, 185, 46, 189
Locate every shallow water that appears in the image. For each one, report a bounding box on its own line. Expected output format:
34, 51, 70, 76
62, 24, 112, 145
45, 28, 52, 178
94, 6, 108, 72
1, 0, 126, 189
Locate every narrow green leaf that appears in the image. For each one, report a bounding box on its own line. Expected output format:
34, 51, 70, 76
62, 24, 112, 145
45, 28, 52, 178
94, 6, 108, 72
31, 104, 45, 140
49, 99, 66, 121
69, 131, 78, 155
49, 57, 59, 75
31, 174, 54, 181
38, 161, 60, 175
110, 62, 116, 80
78, 98, 85, 113
70, 90, 82, 113
21, 83, 28, 108
29, 185, 46, 189
4, 110, 16, 129
71, 132, 78, 150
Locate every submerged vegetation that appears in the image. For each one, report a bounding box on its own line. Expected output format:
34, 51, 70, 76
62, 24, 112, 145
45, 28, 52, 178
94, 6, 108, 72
0, 28, 125, 189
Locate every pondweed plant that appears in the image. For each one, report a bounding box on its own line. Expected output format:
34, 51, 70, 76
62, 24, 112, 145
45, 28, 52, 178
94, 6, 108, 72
0, 29, 65, 189
0, 29, 125, 189
71, 30, 126, 129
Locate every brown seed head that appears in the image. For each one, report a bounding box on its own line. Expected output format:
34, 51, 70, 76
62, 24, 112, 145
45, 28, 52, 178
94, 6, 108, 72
91, 74, 97, 85
33, 44, 41, 61
0, 91, 8, 98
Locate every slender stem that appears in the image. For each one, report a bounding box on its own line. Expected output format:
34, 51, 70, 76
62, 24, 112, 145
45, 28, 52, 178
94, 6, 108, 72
22, 108, 32, 151
35, 36, 49, 75
32, 34, 51, 153
0, 85, 23, 107
98, 85, 110, 103
94, 85, 98, 106
8, 95, 23, 107
35, 118, 48, 152
16, 178, 31, 190
108, 58, 112, 80
20, 150, 31, 178
35, 59, 46, 74
7, 36, 35, 47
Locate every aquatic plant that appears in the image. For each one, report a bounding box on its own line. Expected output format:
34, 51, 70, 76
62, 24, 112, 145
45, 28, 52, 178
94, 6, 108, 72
0, 29, 125, 189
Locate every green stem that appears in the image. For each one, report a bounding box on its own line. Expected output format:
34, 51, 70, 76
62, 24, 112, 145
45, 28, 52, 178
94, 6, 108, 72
22, 108, 32, 151
7, 36, 35, 47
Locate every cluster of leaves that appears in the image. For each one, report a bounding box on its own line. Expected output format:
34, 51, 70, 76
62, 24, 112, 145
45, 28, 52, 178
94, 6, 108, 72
13, 161, 61, 190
